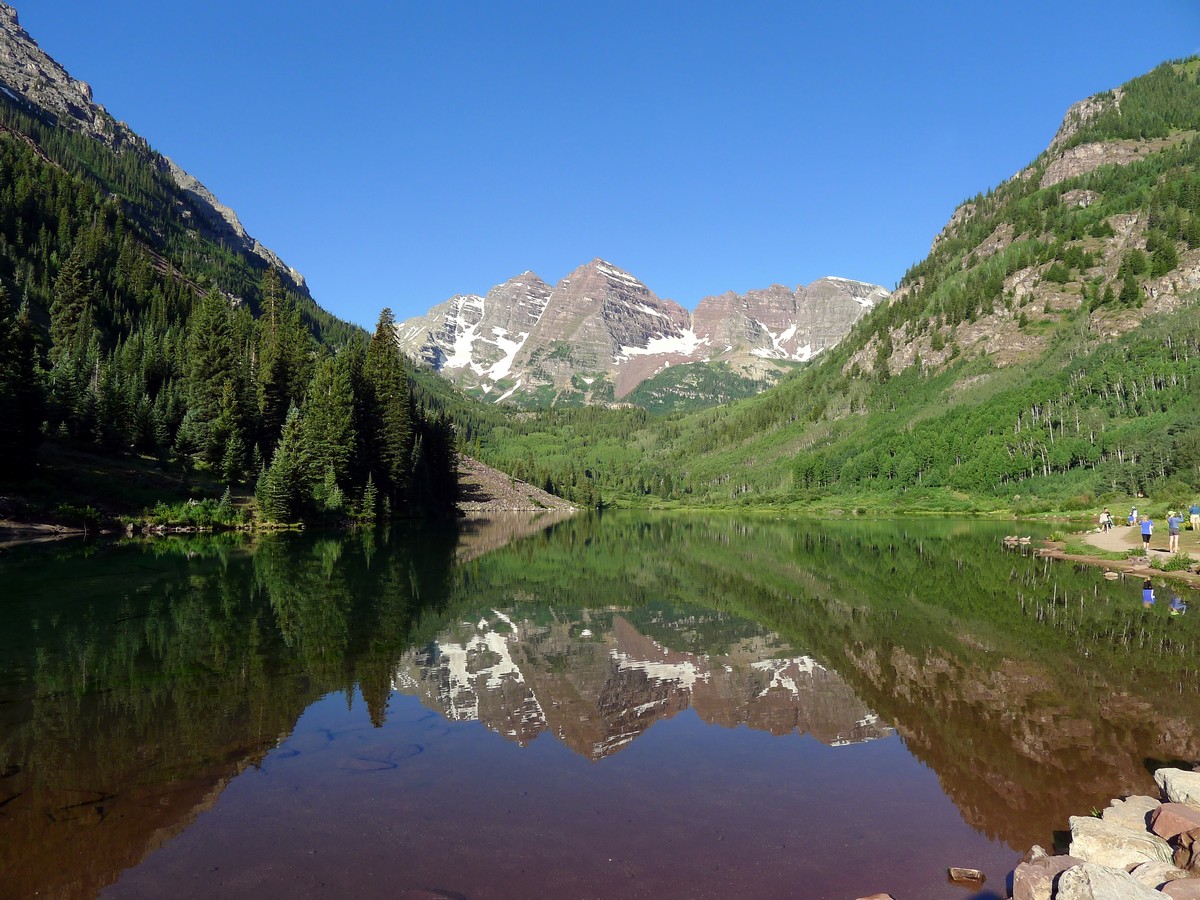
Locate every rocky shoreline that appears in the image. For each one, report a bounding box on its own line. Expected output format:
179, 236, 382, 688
1007, 766, 1200, 898
855, 768, 1200, 899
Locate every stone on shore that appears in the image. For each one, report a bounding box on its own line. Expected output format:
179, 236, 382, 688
1055, 861, 1166, 899
853, 894, 895, 900
1176, 827, 1200, 871
1129, 860, 1195, 889
1101, 795, 1161, 831
1157, 769, 1200, 808
1012, 845, 1084, 900
1068, 815, 1174, 869
1163, 878, 1200, 899
1153, 804, 1200, 840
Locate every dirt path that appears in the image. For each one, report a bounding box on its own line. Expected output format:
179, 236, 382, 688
1041, 519, 1200, 588
1077, 521, 1199, 560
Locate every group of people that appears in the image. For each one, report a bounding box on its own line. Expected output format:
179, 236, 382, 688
1099, 502, 1200, 555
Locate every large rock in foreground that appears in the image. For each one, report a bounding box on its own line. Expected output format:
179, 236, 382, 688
1157, 769, 1200, 808
1011, 845, 1083, 900
1068, 815, 1174, 869
1056, 861, 1171, 899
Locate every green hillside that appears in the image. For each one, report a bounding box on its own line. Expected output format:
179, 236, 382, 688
469, 60, 1200, 514
0, 91, 457, 524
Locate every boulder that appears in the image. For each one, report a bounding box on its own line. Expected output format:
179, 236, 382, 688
1012, 849, 1084, 900
854, 895, 895, 900
1157, 769, 1200, 807
1154, 803, 1200, 840
1176, 827, 1200, 871
1102, 795, 1161, 831
1068, 815, 1174, 869
1055, 862, 1166, 899
1129, 860, 1194, 889
1163, 879, 1200, 900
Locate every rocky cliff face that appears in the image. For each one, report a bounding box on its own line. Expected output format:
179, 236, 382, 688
391, 608, 893, 759
0, 3, 306, 291
395, 258, 887, 406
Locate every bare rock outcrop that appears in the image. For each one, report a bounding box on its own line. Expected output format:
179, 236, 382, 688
396, 258, 887, 405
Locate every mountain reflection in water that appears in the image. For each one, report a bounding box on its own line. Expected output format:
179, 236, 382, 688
0, 514, 1198, 899
397, 610, 893, 758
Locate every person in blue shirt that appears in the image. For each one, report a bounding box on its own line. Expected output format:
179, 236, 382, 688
1142, 579, 1155, 608
1190, 502, 1200, 532
1167, 510, 1183, 554
1169, 595, 1187, 616
1140, 515, 1153, 551
1129, 506, 1138, 526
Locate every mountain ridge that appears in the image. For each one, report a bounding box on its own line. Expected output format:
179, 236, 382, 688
0, 2, 308, 296
396, 256, 888, 409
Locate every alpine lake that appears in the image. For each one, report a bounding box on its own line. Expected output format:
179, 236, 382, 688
2, 513, 1198, 900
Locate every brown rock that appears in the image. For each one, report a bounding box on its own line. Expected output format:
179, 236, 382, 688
1012, 852, 1083, 900
1176, 827, 1200, 871
1154, 804, 1200, 840
1163, 879, 1200, 900
854, 895, 895, 900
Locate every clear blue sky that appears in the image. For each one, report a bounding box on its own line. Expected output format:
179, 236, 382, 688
18, 1, 1200, 328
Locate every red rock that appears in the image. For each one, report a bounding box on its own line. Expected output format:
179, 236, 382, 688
1012, 853, 1083, 900
1176, 827, 1200, 871
1162, 878, 1200, 899
1155, 804, 1200, 840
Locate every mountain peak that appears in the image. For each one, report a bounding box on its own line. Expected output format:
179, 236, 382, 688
397, 261, 887, 408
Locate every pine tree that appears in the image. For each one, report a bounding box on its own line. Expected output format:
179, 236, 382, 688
256, 268, 312, 454
362, 308, 413, 514
184, 288, 238, 462
0, 288, 44, 472
256, 405, 309, 523
49, 245, 96, 363
300, 353, 356, 488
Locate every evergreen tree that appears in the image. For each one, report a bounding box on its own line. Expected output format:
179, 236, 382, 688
184, 288, 238, 463
0, 288, 44, 471
256, 405, 310, 522
256, 268, 312, 454
300, 353, 356, 488
49, 245, 97, 362
362, 308, 413, 513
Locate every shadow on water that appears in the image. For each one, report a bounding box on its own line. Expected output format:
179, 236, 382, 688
0, 513, 1198, 898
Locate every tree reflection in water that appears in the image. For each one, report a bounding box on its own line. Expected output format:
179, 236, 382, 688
0, 515, 1197, 897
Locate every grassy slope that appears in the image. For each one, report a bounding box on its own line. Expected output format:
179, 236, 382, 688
466, 60, 1200, 518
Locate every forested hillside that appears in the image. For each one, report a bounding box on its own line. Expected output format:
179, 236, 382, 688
465, 60, 1200, 512
0, 89, 457, 524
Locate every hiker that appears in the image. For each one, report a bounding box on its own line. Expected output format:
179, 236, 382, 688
1140, 515, 1153, 551
1170, 595, 1188, 616
1143, 579, 1155, 608
1129, 506, 1138, 526
1191, 501, 1200, 532
1167, 510, 1183, 553
1102, 508, 1113, 531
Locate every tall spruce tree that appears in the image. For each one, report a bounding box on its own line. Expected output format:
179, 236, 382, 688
185, 288, 242, 465
256, 404, 310, 522
256, 268, 311, 454
0, 287, 44, 472
362, 308, 413, 513
49, 245, 97, 363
